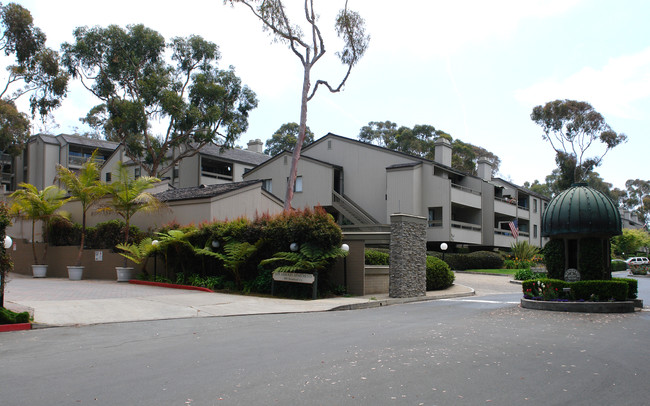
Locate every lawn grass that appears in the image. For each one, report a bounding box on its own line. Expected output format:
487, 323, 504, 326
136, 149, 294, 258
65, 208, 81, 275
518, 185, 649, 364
458, 269, 520, 275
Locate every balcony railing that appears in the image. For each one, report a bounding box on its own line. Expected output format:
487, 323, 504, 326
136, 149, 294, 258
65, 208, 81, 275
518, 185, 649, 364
451, 220, 481, 232
68, 155, 106, 166
428, 220, 443, 228
451, 183, 481, 196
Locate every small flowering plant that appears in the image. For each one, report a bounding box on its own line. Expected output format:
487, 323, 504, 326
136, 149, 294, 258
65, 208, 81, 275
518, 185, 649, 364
523, 280, 567, 301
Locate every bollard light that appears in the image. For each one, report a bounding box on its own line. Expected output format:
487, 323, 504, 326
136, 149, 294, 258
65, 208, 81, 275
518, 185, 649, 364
290, 242, 299, 252
152, 239, 159, 246
3, 235, 12, 249
211, 240, 220, 248
341, 243, 349, 252
440, 242, 448, 262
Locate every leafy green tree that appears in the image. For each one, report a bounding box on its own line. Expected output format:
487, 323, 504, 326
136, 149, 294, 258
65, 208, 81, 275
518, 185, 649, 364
358, 121, 501, 175
620, 179, 650, 229
523, 180, 552, 199
264, 122, 314, 156
611, 228, 650, 257
55, 150, 106, 266
0, 2, 68, 118
9, 183, 68, 265
0, 99, 29, 161
62, 24, 257, 178
530, 100, 627, 183
226, 0, 370, 210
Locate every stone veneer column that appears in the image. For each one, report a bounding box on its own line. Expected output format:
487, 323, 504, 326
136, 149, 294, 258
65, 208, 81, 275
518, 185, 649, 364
389, 213, 427, 298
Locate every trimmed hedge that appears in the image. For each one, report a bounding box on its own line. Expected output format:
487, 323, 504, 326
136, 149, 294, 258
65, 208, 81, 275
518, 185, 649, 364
426, 256, 455, 290
49, 219, 144, 250
612, 277, 638, 299
611, 260, 628, 272
444, 251, 504, 270
0, 307, 29, 325
365, 249, 389, 265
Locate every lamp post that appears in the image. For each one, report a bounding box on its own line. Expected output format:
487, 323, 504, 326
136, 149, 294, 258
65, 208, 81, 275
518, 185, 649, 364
1, 235, 12, 308
151, 239, 159, 279
440, 242, 448, 262
341, 243, 350, 290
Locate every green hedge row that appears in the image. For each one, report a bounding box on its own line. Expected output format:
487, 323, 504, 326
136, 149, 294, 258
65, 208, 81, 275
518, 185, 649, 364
442, 251, 504, 270
0, 307, 29, 324
49, 218, 145, 250
365, 249, 389, 265
522, 278, 636, 301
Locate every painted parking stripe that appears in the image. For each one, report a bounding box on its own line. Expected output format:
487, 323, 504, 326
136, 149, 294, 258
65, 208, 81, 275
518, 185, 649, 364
441, 299, 520, 304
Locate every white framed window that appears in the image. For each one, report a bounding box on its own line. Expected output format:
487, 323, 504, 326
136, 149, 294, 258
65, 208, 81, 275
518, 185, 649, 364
295, 176, 303, 192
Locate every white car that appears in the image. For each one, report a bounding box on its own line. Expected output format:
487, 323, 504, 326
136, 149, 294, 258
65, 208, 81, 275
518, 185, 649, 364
625, 257, 649, 266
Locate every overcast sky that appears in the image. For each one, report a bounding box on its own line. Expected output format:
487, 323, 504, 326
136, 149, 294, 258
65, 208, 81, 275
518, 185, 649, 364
8, 0, 650, 190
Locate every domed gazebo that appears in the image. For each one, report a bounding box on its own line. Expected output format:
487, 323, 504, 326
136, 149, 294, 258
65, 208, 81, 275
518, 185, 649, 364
541, 183, 622, 281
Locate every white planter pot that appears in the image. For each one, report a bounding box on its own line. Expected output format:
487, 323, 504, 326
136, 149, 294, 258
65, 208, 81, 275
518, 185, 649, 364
67, 265, 84, 281
116, 267, 134, 282
32, 264, 47, 278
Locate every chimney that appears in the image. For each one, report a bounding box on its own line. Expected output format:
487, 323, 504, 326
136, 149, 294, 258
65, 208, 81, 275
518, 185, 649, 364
247, 139, 264, 154
477, 157, 493, 181
434, 138, 452, 167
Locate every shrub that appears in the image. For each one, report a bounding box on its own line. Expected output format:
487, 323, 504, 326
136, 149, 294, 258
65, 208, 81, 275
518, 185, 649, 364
514, 268, 534, 281
426, 256, 454, 290
510, 241, 539, 262
0, 307, 30, 324
48, 217, 81, 246
611, 260, 628, 272
365, 249, 389, 265
613, 277, 638, 299
86, 220, 145, 251
445, 251, 504, 270
541, 239, 565, 279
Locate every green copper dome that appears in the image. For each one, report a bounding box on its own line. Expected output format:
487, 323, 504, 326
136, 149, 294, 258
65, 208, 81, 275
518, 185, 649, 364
541, 183, 622, 237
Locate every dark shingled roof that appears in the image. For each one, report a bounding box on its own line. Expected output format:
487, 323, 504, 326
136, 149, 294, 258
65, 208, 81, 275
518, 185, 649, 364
200, 144, 270, 166
541, 183, 622, 237
155, 180, 263, 202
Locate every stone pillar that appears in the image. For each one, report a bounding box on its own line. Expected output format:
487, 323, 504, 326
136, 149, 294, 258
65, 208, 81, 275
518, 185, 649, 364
389, 213, 427, 298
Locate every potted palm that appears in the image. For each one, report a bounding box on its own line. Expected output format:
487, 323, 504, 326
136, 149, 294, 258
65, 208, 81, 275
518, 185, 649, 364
9, 183, 68, 277
98, 161, 162, 281
55, 150, 106, 280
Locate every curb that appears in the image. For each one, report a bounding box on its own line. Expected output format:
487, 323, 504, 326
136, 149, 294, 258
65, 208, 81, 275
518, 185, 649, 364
330, 289, 476, 311
0, 323, 32, 333
128, 280, 214, 293
454, 271, 514, 277
520, 298, 635, 313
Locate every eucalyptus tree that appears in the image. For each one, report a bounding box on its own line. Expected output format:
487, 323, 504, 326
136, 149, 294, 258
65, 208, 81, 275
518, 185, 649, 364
264, 122, 314, 156
530, 99, 627, 183
0, 2, 68, 166
62, 25, 257, 178
358, 121, 501, 175
226, 0, 370, 210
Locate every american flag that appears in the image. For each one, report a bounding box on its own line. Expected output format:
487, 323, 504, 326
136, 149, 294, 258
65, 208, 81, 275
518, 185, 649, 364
508, 219, 519, 239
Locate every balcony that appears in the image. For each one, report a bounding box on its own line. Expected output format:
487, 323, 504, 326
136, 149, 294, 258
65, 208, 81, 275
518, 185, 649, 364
494, 196, 517, 216
451, 183, 481, 208
494, 229, 530, 248
68, 155, 106, 167
450, 220, 482, 244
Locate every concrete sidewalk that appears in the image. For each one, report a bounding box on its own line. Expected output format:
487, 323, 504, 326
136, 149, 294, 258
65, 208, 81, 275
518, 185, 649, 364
3, 273, 475, 327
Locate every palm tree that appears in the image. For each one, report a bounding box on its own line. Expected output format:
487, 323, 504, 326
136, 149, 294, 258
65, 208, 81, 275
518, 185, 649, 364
55, 150, 106, 266
98, 161, 162, 266
9, 183, 68, 265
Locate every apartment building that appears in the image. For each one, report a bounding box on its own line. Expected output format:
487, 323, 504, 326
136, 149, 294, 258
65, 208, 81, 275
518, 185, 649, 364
6, 134, 269, 191
244, 133, 550, 251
